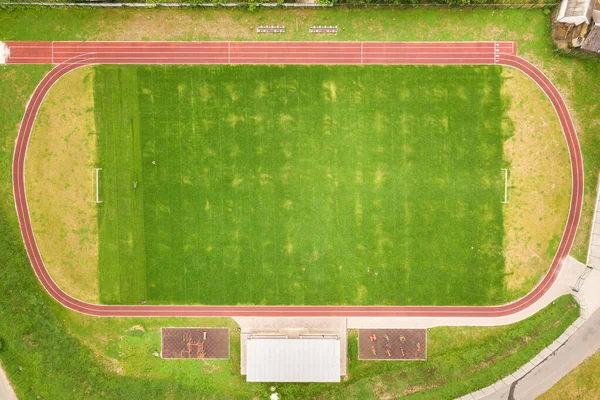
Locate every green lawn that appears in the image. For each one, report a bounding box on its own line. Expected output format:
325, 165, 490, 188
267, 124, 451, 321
95, 64, 507, 306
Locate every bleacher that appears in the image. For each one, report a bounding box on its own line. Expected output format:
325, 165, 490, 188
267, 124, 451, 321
309, 26, 339, 34
257, 26, 286, 33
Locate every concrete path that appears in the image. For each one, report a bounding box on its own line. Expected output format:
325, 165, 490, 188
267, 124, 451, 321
584, 176, 600, 270
482, 308, 600, 400
0, 361, 17, 400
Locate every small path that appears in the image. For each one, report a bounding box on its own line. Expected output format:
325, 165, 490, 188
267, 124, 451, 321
0, 361, 17, 400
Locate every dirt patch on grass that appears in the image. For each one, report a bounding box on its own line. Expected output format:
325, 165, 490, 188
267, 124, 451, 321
25, 66, 98, 303
93, 10, 255, 41
502, 68, 571, 296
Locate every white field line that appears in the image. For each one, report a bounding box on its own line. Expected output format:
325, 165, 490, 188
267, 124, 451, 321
361, 42, 363, 64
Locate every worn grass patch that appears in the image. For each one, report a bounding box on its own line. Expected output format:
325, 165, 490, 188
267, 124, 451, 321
501, 68, 571, 298
95, 64, 507, 306
26, 66, 99, 303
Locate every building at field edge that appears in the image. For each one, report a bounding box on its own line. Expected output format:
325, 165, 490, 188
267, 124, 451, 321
245, 335, 341, 383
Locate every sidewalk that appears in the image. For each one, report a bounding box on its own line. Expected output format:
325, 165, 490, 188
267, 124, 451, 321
0, 360, 17, 400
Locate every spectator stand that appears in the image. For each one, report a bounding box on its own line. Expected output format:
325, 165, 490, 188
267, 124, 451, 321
310, 26, 339, 34
257, 26, 286, 33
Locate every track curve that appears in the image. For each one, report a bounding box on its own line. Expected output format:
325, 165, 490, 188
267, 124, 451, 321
9, 41, 583, 317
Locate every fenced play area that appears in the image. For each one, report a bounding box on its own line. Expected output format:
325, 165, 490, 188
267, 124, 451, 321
161, 328, 230, 359
358, 329, 427, 360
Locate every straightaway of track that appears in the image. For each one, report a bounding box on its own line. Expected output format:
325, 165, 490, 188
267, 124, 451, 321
7, 41, 583, 317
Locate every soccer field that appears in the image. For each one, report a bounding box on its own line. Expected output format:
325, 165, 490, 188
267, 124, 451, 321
95, 64, 507, 306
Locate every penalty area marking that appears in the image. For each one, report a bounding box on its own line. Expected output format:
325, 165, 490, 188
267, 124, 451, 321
95, 168, 103, 204
501, 168, 510, 204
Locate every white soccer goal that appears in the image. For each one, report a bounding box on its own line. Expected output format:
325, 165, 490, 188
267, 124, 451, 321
95, 168, 103, 204
501, 168, 510, 204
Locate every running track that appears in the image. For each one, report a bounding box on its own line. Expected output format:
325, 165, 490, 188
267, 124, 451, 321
6, 41, 583, 317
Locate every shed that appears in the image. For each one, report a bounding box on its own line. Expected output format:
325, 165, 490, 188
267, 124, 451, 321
556, 0, 594, 25
246, 337, 340, 382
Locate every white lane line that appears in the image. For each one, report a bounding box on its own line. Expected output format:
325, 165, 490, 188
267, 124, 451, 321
361, 42, 363, 64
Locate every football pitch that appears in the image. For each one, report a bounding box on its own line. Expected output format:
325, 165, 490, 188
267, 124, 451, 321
95, 64, 507, 306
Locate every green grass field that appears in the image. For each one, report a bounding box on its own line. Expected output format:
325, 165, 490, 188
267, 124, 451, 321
95, 64, 508, 306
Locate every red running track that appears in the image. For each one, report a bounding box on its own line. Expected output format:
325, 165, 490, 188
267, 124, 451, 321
7, 41, 583, 317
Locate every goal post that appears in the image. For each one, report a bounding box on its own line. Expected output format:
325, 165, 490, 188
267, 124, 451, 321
501, 168, 510, 204
95, 168, 103, 204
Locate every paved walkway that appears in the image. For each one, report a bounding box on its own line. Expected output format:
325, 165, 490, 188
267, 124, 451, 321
0, 361, 17, 400
482, 308, 600, 400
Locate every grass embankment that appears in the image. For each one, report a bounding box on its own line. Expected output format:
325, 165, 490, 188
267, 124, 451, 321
95, 64, 507, 306
55, 295, 582, 399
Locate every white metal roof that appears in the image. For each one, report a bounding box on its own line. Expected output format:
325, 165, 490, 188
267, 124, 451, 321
246, 338, 340, 382
557, 0, 593, 25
